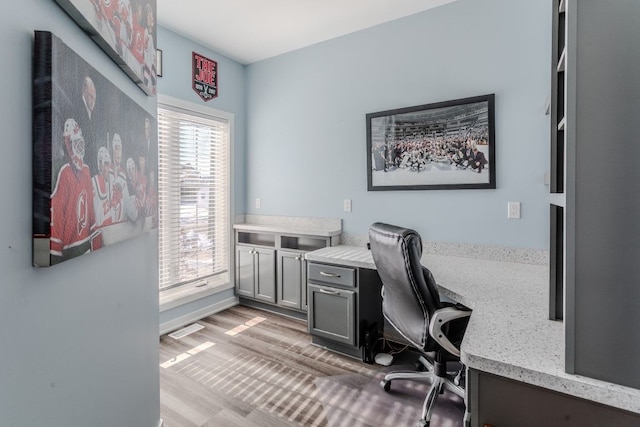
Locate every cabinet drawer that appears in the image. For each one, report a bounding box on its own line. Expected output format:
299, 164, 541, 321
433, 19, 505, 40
308, 284, 356, 346
307, 263, 355, 288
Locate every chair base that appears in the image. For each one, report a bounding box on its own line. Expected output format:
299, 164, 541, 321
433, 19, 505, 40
380, 360, 465, 426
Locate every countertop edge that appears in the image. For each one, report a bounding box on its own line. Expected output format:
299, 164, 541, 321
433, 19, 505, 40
305, 245, 640, 414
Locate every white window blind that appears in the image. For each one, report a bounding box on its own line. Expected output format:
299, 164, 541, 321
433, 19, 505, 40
157, 103, 229, 291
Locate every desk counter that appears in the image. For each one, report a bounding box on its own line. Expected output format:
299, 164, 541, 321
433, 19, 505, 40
305, 245, 640, 415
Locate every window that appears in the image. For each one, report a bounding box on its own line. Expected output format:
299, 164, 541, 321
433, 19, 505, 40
157, 100, 230, 292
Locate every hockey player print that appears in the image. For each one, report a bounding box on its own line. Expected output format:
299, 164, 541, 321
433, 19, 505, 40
33, 31, 158, 267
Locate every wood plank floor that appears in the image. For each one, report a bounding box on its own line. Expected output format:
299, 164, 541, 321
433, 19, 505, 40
159, 305, 465, 427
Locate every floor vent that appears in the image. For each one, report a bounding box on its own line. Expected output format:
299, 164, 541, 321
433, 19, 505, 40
169, 323, 205, 339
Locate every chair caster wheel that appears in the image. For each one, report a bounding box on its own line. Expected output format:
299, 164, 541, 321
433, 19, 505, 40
418, 419, 429, 427
381, 380, 391, 392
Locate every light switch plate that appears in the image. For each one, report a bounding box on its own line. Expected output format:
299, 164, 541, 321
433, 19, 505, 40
508, 202, 521, 219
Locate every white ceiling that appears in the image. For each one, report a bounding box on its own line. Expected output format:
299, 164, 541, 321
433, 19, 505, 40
157, 0, 456, 64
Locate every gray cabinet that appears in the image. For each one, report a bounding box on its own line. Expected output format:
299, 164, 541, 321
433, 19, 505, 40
277, 250, 306, 310
234, 229, 334, 315
236, 245, 256, 298
307, 261, 383, 358
255, 248, 276, 303
235, 245, 275, 303
308, 284, 355, 346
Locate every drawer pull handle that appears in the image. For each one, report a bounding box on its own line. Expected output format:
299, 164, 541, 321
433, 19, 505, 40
319, 288, 340, 295
320, 271, 341, 278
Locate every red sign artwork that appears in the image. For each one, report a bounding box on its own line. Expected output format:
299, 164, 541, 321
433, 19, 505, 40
192, 52, 218, 101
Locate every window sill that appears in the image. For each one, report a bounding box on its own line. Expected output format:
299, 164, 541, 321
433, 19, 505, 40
159, 275, 233, 312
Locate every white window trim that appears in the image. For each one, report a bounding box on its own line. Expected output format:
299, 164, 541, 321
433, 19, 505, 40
157, 94, 235, 308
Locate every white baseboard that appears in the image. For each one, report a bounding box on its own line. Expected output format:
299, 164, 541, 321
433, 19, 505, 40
159, 296, 239, 336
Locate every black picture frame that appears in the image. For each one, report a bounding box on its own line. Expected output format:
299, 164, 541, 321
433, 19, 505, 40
366, 94, 496, 191
53, 0, 158, 96
156, 49, 163, 77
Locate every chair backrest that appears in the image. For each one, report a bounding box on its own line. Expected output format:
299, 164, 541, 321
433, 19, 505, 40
369, 222, 442, 351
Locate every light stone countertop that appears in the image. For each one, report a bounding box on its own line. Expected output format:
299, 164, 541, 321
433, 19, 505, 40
233, 215, 342, 237
304, 245, 640, 414
233, 223, 341, 237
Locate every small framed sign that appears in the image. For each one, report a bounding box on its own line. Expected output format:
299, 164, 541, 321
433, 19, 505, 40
157, 49, 163, 77
192, 52, 218, 101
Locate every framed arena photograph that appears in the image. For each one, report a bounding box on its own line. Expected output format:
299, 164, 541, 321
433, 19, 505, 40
366, 94, 495, 191
53, 0, 158, 95
32, 31, 158, 267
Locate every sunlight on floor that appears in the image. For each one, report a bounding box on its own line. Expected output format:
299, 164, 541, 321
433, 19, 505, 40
160, 341, 215, 368
161, 315, 268, 369
225, 316, 266, 336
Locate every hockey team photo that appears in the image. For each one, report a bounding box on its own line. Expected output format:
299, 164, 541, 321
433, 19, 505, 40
366, 94, 495, 191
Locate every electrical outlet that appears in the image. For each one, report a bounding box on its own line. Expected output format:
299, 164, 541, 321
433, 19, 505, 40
343, 199, 352, 212
255, 198, 261, 209
508, 202, 521, 219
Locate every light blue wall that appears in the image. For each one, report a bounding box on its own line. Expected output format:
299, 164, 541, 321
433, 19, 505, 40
245, 0, 551, 249
157, 26, 246, 216
0, 1, 159, 427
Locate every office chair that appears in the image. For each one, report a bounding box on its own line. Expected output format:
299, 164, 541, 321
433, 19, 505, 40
368, 222, 471, 427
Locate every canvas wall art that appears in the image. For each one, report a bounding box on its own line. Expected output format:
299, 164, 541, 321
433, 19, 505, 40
366, 94, 496, 191
53, 0, 158, 95
33, 31, 158, 267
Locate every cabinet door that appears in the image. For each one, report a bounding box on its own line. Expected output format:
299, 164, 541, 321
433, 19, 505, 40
255, 248, 276, 303
236, 246, 255, 298
301, 260, 308, 311
308, 284, 356, 346
277, 251, 303, 309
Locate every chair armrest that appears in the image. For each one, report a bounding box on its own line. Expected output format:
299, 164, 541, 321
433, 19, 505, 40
428, 306, 472, 357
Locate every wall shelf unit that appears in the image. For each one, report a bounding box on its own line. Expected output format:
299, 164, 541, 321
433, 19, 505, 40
550, 0, 640, 389
549, 0, 567, 321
